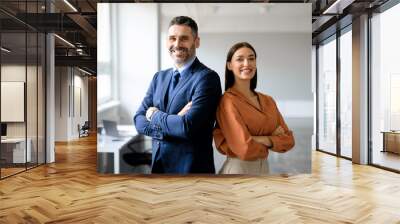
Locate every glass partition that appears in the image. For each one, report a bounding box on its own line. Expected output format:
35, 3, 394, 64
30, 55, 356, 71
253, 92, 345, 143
1, 30, 28, 177
0, 1, 46, 179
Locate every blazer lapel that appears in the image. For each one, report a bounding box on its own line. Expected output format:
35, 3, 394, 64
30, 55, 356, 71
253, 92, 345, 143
166, 58, 201, 112
160, 69, 173, 111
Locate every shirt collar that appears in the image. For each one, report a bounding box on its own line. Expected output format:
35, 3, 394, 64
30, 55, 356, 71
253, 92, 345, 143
226, 87, 263, 111
173, 56, 196, 75
227, 87, 258, 95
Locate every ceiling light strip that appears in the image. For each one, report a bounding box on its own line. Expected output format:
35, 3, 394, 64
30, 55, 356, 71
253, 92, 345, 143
63, 0, 78, 12
1, 47, 11, 53
323, 0, 343, 14
54, 34, 75, 48
78, 67, 92, 76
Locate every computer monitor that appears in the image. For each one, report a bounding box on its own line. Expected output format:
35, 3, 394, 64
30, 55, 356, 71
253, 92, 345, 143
102, 120, 120, 137
1, 123, 7, 137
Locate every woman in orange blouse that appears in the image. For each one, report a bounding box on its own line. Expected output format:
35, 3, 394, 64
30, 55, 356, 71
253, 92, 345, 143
213, 42, 295, 174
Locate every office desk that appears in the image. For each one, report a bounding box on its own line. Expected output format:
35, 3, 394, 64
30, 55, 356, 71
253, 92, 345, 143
97, 125, 154, 174
382, 131, 400, 154
1, 138, 31, 163
97, 125, 144, 174
97, 134, 133, 174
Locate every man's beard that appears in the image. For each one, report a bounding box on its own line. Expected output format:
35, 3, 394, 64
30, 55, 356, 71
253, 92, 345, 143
169, 46, 195, 64
169, 46, 188, 54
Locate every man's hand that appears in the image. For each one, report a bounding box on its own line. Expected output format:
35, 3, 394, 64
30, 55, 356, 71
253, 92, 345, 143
178, 101, 192, 116
146, 107, 159, 121
272, 125, 285, 136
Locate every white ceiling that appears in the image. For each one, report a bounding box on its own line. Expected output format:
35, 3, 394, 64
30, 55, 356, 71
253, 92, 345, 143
161, 3, 311, 33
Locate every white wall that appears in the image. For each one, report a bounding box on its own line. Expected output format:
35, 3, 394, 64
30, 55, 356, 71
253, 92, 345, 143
97, 3, 159, 125
160, 3, 310, 34
1, 65, 38, 137
117, 4, 159, 125
72, 74, 89, 136
55, 67, 68, 141
55, 67, 89, 141
161, 33, 312, 116
1, 64, 46, 163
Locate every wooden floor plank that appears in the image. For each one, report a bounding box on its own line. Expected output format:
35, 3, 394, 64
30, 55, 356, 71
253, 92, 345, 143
0, 135, 399, 223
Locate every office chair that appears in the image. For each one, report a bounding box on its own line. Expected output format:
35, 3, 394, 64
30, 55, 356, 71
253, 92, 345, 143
122, 135, 152, 166
79, 121, 90, 138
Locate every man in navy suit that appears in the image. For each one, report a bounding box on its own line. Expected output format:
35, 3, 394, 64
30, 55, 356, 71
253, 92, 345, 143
134, 16, 222, 174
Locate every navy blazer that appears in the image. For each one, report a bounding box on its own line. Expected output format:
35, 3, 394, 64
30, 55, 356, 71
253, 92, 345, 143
134, 58, 222, 174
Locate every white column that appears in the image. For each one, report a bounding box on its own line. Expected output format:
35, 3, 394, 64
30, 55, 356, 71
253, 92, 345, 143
46, 33, 55, 163
352, 14, 369, 164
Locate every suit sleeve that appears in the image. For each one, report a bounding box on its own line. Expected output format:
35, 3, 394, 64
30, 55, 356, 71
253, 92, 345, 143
268, 98, 295, 152
150, 71, 222, 140
133, 73, 164, 139
214, 97, 267, 161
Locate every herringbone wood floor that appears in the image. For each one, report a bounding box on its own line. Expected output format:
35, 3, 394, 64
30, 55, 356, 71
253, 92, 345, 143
1, 135, 400, 223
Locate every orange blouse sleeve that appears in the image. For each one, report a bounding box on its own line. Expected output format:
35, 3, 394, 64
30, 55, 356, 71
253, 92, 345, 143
213, 97, 268, 160
268, 98, 295, 152
213, 127, 231, 156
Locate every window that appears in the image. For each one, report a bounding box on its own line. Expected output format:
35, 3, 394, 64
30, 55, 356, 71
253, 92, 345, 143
371, 2, 400, 171
97, 4, 113, 104
340, 28, 352, 158
317, 36, 337, 155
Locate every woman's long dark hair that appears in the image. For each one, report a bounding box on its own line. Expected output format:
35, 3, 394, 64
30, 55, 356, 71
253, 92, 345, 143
225, 42, 257, 91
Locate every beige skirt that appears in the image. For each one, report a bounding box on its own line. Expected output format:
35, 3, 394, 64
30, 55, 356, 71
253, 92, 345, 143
219, 157, 269, 175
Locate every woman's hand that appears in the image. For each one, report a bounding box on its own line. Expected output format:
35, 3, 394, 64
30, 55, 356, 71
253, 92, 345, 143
252, 136, 272, 148
178, 101, 192, 116
272, 125, 285, 136
251, 126, 287, 151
